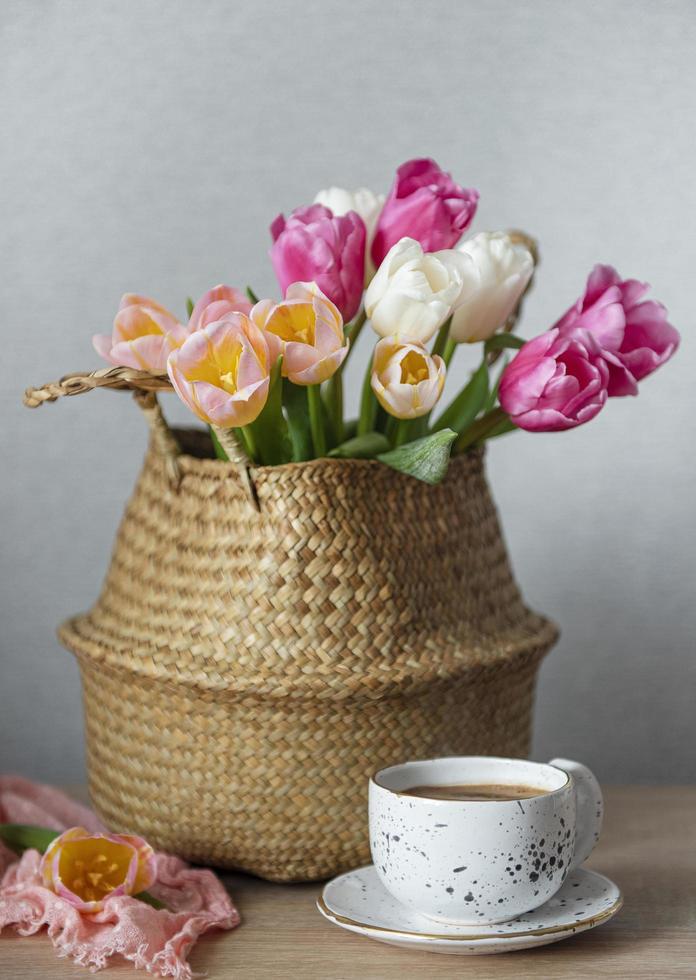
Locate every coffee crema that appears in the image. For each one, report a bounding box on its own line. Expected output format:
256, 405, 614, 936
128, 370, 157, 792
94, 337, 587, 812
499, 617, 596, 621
402, 782, 548, 802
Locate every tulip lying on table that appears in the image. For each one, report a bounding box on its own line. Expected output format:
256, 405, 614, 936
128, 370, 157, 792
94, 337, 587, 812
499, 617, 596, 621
0, 823, 164, 910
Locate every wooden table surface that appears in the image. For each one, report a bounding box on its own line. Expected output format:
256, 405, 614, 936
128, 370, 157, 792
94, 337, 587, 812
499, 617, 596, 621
1, 786, 694, 978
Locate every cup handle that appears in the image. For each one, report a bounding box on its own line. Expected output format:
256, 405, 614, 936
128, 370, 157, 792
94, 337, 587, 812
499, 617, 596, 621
548, 758, 603, 870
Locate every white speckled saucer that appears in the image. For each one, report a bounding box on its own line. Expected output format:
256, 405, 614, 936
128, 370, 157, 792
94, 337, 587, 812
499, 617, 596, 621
317, 866, 621, 955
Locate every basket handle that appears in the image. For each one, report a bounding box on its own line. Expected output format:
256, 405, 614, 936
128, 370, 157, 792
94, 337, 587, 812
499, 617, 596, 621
23, 367, 259, 506
132, 390, 182, 487
23, 366, 173, 406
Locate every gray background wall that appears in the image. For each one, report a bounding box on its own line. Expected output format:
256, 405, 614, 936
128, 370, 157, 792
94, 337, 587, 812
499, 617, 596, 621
1, 0, 694, 785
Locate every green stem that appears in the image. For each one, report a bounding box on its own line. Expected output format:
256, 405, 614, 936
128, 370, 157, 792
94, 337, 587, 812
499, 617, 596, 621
323, 309, 366, 447
442, 336, 457, 367
307, 384, 326, 457
238, 426, 257, 460
431, 316, 452, 358
324, 373, 344, 445
393, 419, 413, 447
210, 426, 228, 461
344, 308, 367, 355
384, 415, 398, 443
357, 360, 377, 435
454, 407, 510, 454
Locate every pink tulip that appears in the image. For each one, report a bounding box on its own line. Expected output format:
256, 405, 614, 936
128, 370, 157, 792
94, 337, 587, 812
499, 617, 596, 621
251, 282, 348, 385
555, 265, 679, 395
269, 204, 366, 321
499, 328, 609, 431
188, 284, 252, 330
94, 294, 188, 372
371, 158, 479, 268
167, 313, 270, 428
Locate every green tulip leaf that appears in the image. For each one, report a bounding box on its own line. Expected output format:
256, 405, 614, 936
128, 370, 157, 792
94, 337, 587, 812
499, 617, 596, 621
135, 890, 167, 910
377, 429, 457, 485
0, 824, 60, 855
283, 380, 313, 462
248, 357, 291, 465
484, 333, 525, 353
185, 297, 195, 319
328, 432, 391, 459
343, 418, 358, 440
246, 285, 260, 304
433, 360, 489, 435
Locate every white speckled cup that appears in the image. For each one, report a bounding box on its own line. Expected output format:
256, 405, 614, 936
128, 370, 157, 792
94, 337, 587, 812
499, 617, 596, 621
369, 756, 602, 925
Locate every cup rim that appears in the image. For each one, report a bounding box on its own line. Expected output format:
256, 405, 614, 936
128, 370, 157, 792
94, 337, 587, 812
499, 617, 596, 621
370, 755, 570, 802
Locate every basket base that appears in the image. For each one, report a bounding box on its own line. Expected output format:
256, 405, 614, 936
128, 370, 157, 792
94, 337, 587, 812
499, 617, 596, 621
77, 650, 548, 882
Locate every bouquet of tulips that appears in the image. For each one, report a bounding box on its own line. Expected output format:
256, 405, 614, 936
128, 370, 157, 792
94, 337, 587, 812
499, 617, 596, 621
93, 158, 680, 484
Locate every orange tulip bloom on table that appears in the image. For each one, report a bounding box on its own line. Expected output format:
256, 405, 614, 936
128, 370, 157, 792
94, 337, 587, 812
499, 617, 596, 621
41, 827, 156, 913
0, 822, 162, 913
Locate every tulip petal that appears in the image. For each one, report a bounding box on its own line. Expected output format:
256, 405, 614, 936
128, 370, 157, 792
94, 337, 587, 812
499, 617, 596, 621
109, 335, 173, 373
190, 285, 252, 330
372, 158, 478, 266
554, 264, 679, 395
290, 345, 348, 386
93, 334, 117, 363
270, 207, 365, 320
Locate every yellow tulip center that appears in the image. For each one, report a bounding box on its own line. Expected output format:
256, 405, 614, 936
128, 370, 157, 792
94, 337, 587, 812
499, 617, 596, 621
266, 303, 316, 346
58, 838, 134, 904
400, 350, 429, 385
219, 364, 239, 393
187, 339, 243, 393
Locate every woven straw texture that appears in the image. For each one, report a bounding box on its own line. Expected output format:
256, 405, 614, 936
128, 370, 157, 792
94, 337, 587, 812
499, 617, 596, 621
59, 429, 558, 882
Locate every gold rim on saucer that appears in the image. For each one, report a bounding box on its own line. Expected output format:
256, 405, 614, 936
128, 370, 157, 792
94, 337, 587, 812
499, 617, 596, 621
317, 888, 623, 941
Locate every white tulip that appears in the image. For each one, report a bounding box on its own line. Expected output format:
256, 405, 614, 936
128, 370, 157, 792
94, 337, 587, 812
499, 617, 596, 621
450, 231, 534, 343
365, 238, 469, 344
314, 186, 385, 280
371, 338, 446, 420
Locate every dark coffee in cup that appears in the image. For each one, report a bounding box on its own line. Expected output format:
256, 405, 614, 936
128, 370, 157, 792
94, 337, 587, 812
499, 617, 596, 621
402, 782, 547, 802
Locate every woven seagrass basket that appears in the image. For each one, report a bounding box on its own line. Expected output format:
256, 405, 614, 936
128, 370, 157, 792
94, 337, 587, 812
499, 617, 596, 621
25, 371, 558, 882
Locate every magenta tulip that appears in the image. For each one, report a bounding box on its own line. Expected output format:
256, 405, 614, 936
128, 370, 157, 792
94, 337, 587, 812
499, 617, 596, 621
499, 328, 609, 431
555, 265, 679, 396
371, 158, 479, 268
269, 204, 366, 321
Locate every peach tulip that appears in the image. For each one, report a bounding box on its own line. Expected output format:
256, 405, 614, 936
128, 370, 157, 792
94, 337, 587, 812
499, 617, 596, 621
251, 282, 348, 385
371, 338, 446, 419
188, 284, 252, 330
93, 294, 188, 372
167, 313, 270, 427
40, 826, 156, 913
